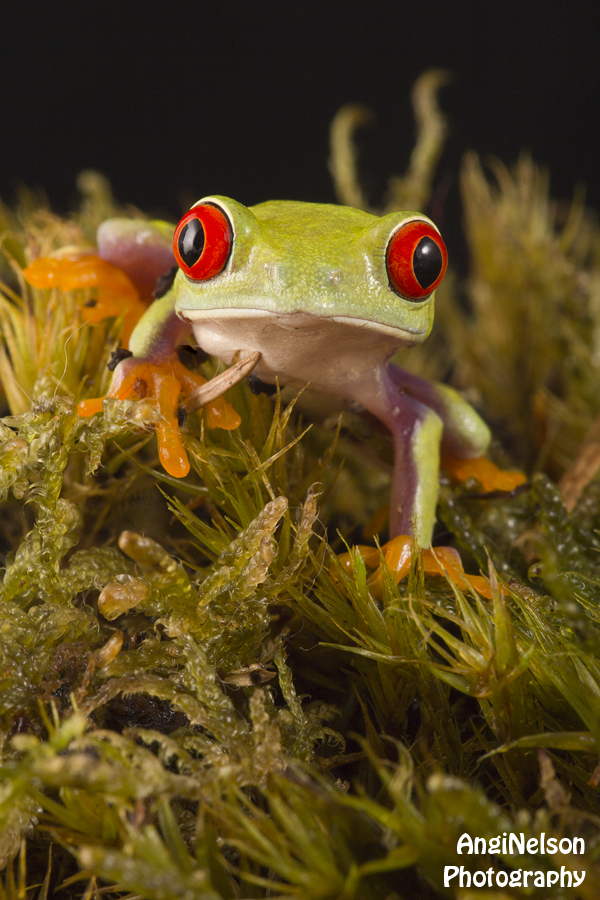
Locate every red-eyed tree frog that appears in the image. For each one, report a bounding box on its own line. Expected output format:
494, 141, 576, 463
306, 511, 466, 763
27, 197, 524, 591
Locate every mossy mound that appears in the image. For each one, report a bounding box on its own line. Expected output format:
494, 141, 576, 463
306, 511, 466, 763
2, 80, 600, 898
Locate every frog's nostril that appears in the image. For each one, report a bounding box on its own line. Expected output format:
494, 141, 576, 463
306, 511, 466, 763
266, 262, 291, 285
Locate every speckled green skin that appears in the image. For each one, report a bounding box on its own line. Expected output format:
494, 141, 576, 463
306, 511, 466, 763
100, 198, 490, 544
176, 197, 435, 339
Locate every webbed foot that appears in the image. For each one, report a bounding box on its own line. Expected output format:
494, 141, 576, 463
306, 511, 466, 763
339, 535, 500, 599
442, 456, 526, 492
23, 253, 146, 345
78, 355, 241, 477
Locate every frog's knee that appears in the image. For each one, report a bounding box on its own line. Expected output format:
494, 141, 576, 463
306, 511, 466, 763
97, 218, 175, 301
435, 383, 491, 458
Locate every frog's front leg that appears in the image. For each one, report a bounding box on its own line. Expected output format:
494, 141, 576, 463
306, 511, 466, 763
78, 284, 240, 476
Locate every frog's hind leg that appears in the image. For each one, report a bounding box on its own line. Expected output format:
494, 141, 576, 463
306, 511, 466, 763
386, 396, 443, 543
97, 218, 177, 302
353, 367, 443, 545
387, 364, 526, 492
347, 365, 502, 599
387, 363, 491, 460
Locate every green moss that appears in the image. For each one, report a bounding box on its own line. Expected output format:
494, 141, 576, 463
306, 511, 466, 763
2, 75, 600, 897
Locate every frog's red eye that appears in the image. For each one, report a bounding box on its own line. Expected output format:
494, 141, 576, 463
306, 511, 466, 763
173, 204, 232, 280
386, 220, 447, 301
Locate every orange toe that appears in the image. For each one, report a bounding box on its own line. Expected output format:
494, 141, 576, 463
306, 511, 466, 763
442, 456, 526, 492
23, 254, 146, 347
344, 536, 499, 599
155, 420, 190, 477
170, 359, 241, 431
77, 355, 242, 477
77, 397, 106, 417
421, 546, 496, 599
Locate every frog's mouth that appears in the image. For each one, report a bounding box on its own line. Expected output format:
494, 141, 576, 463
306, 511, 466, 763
329, 314, 427, 338
181, 308, 427, 394
180, 306, 429, 340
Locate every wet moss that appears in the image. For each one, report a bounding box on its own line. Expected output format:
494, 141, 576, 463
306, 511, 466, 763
2, 74, 600, 898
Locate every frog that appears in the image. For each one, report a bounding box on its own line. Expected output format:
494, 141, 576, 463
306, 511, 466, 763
34, 195, 523, 592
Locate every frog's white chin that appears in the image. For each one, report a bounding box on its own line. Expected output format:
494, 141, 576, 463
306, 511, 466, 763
181, 306, 427, 337
181, 308, 424, 397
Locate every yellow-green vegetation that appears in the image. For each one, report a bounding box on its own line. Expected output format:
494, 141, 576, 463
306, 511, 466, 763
2, 77, 600, 897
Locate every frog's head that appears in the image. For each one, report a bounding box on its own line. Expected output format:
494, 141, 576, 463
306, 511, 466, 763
173, 196, 447, 346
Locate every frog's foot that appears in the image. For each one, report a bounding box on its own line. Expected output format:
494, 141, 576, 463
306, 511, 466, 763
23, 253, 146, 346
442, 456, 527, 493
338, 535, 499, 600
77, 355, 241, 477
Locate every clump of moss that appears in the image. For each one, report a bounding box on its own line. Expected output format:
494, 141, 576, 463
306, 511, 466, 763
2, 74, 600, 898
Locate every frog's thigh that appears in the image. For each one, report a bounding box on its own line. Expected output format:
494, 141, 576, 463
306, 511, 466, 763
434, 383, 491, 458
387, 394, 443, 545
98, 218, 175, 300
388, 364, 490, 458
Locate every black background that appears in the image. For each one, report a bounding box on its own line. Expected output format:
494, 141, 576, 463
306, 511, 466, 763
1, 2, 599, 234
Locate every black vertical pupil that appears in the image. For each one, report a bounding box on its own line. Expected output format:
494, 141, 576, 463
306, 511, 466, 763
178, 218, 206, 267
413, 236, 442, 289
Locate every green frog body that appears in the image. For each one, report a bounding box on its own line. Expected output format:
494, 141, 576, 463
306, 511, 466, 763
95, 196, 491, 544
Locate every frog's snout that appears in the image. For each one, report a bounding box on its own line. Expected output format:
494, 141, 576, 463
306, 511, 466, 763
264, 260, 342, 291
